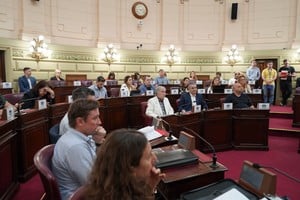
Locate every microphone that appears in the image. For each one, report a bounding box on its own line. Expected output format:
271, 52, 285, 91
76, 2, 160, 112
253, 163, 300, 184
159, 118, 174, 141
16, 96, 40, 112
182, 126, 218, 169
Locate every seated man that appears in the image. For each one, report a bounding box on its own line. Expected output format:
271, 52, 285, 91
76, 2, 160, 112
139, 75, 155, 95
88, 76, 108, 99
178, 83, 208, 113
146, 86, 174, 119
52, 99, 103, 200
224, 83, 254, 109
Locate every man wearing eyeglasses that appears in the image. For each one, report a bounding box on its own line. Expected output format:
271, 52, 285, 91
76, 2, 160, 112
178, 83, 208, 113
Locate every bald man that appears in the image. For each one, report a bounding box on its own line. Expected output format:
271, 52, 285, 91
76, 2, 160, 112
224, 83, 254, 109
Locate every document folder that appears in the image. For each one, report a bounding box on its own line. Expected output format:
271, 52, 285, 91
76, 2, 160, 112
154, 149, 199, 169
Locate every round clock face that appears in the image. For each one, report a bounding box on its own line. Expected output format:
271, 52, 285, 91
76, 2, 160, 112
132, 2, 148, 19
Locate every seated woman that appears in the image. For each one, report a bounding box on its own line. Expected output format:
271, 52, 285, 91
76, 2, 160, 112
238, 74, 252, 93
120, 75, 137, 97
50, 69, 64, 81
132, 72, 143, 87
207, 77, 221, 93
0, 94, 16, 118
107, 71, 116, 80
84, 129, 165, 200
179, 77, 190, 93
21, 80, 55, 109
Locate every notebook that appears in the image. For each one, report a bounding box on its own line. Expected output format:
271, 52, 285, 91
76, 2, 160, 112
154, 149, 199, 169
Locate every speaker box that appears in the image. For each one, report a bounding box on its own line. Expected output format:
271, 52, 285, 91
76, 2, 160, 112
231, 3, 238, 20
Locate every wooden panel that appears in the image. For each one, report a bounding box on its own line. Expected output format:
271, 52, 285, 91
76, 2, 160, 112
0, 88, 13, 95
202, 110, 232, 152
232, 110, 269, 150
65, 74, 87, 81
48, 103, 70, 127
127, 96, 151, 129
98, 98, 128, 132
16, 109, 49, 182
53, 85, 79, 103
0, 119, 19, 200
292, 94, 300, 127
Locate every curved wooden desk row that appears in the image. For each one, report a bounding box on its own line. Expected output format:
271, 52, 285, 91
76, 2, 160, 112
161, 109, 270, 153
51, 84, 263, 104
97, 94, 262, 131
0, 108, 50, 200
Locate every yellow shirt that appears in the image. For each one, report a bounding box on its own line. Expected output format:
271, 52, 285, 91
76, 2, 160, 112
262, 68, 277, 85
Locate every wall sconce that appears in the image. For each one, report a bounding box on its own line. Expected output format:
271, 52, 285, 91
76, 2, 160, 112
161, 45, 181, 66
101, 44, 120, 66
29, 35, 51, 60
223, 44, 242, 66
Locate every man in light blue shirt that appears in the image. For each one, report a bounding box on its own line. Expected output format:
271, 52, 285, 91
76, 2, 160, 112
246, 59, 261, 88
52, 99, 105, 200
88, 76, 107, 99
154, 69, 169, 85
139, 75, 155, 95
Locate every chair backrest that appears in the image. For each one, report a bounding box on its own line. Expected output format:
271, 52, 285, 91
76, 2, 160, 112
69, 186, 86, 200
34, 144, 61, 200
110, 87, 120, 97
49, 124, 61, 144
3, 93, 24, 105
140, 101, 152, 126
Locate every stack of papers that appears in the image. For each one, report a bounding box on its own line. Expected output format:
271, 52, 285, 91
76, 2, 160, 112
138, 126, 162, 141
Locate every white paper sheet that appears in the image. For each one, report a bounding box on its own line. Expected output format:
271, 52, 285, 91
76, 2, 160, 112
213, 188, 249, 200
138, 126, 162, 141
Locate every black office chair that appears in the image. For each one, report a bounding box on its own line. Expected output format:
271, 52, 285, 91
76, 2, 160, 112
49, 124, 61, 144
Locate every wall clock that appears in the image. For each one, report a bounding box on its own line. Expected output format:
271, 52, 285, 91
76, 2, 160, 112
132, 2, 148, 19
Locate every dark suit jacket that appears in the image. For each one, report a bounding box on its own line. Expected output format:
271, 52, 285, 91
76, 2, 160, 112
50, 76, 64, 81
178, 92, 208, 112
18, 76, 36, 93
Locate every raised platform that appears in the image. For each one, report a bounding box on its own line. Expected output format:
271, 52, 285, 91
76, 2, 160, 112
268, 106, 300, 137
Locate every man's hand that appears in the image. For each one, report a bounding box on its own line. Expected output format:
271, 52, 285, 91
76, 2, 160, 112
92, 126, 106, 144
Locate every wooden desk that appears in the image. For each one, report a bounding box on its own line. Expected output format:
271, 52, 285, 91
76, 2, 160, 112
16, 109, 49, 181
48, 102, 70, 127
292, 94, 300, 127
0, 119, 19, 200
202, 110, 232, 152
97, 95, 180, 132
162, 113, 202, 140
156, 146, 227, 200
232, 109, 269, 150
205, 93, 263, 109
0, 88, 13, 95
162, 109, 269, 152
98, 97, 128, 132
53, 85, 79, 103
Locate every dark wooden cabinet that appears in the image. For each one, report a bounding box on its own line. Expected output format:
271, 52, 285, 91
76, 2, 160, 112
16, 109, 49, 182
232, 109, 269, 150
48, 103, 70, 128
202, 110, 232, 152
292, 94, 300, 127
0, 119, 19, 200
99, 98, 128, 132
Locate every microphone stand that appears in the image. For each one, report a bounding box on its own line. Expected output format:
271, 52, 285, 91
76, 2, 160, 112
159, 118, 175, 141
183, 127, 218, 169
253, 163, 300, 183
